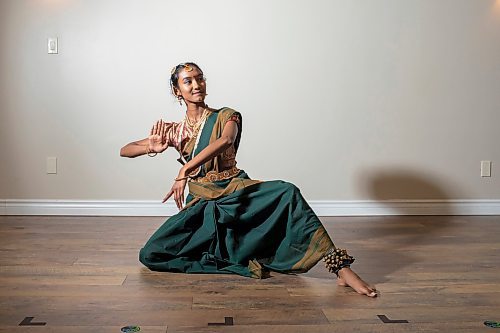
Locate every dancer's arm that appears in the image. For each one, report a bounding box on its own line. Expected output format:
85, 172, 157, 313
120, 120, 171, 158
162, 120, 238, 209
120, 138, 150, 158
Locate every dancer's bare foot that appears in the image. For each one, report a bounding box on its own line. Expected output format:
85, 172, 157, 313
337, 267, 377, 297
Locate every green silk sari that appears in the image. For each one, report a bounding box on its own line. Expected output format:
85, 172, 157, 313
139, 108, 335, 278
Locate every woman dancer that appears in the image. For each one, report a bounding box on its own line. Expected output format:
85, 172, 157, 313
120, 62, 377, 297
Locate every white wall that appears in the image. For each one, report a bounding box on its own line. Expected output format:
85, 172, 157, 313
1, 0, 499, 202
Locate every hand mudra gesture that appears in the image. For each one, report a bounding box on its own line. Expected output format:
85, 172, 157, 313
148, 120, 171, 153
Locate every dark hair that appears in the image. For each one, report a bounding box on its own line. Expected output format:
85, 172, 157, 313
169, 62, 204, 96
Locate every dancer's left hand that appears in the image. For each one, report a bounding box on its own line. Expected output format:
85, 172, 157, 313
162, 176, 188, 210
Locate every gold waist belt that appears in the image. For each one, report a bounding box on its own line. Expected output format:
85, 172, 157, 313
192, 166, 240, 183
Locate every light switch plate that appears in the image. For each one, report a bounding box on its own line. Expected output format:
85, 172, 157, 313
481, 160, 491, 177
48, 37, 58, 54
47, 157, 57, 174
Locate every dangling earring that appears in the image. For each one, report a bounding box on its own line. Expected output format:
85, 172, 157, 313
177, 96, 183, 106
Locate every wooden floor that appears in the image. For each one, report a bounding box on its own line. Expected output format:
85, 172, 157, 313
0, 215, 499, 332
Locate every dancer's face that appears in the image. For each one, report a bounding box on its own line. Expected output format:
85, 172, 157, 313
175, 67, 207, 104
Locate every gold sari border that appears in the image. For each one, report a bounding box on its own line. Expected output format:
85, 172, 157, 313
188, 177, 262, 201
192, 167, 240, 183
248, 259, 271, 279
291, 226, 334, 272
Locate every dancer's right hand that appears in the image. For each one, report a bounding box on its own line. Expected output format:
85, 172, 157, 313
148, 120, 171, 153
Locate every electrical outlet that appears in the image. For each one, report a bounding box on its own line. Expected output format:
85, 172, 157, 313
480, 160, 491, 177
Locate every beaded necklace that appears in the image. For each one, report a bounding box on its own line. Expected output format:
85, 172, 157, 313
176, 108, 211, 176
185, 108, 209, 141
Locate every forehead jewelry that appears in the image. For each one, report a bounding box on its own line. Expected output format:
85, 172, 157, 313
171, 64, 194, 75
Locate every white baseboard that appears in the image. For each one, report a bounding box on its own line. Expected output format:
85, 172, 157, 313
2, 200, 179, 216
2, 199, 500, 216
311, 200, 500, 216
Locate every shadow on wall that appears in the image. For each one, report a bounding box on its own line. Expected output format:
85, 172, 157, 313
360, 169, 459, 283
366, 170, 454, 201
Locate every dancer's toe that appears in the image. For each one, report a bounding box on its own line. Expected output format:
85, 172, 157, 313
357, 285, 378, 297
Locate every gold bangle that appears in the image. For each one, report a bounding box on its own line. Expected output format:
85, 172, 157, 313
146, 146, 157, 157
174, 176, 189, 181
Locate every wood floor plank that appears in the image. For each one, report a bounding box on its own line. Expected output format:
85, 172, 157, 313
0, 326, 167, 333
322, 305, 500, 324
0, 275, 126, 286
165, 322, 491, 333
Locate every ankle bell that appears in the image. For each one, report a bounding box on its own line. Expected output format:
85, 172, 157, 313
323, 248, 355, 276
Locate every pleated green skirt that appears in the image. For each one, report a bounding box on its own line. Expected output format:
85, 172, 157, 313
139, 174, 334, 278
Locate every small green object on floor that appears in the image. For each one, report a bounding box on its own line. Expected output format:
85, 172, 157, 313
121, 326, 140, 332
485, 321, 500, 328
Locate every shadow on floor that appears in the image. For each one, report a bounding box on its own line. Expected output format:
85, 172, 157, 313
359, 169, 458, 283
